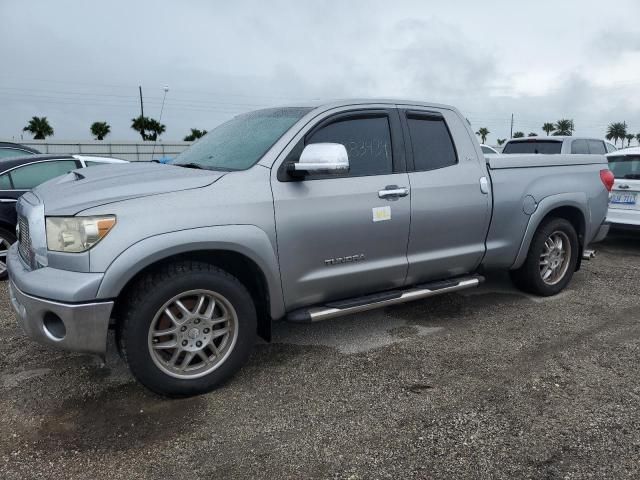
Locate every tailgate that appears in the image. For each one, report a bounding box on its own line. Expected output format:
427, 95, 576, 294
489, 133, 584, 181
608, 153, 640, 211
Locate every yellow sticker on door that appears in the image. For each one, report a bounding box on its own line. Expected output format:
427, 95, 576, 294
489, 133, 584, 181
372, 206, 391, 222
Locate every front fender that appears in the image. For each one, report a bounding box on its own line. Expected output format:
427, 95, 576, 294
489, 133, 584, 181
96, 224, 285, 319
511, 192, 588, 270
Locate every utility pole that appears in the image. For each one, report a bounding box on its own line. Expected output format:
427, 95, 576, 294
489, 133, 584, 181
139, 85, 145, 140
510, 113, 514, 138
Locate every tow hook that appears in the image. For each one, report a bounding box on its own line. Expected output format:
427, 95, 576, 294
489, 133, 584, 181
582, 249, 596, 260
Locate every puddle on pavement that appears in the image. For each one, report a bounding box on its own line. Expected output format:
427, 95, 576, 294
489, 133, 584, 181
31, 382, 205, 453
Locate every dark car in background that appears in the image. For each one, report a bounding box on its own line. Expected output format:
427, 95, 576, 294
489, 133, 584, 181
0, 142, 40, 159
0, 154, 128, 278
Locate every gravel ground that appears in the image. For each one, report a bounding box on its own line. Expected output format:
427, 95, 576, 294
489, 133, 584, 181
1, 233, 639, 479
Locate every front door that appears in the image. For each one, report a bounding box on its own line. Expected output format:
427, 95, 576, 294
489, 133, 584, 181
272, 109, 411, 311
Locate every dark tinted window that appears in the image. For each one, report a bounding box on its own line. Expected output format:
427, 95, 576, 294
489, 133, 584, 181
608, 155, 640, 179
571, 139, 589, 154
0, 148, 32, 159
0, 173, 11, 189
503, 140, 562, 154
10, 160, 78, 189
587, 140, 606, 155
406, 116, 457, 171
307, 116, 393, 176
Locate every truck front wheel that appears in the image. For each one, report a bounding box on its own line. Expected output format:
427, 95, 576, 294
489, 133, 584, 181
117, 261, 257, 397
510, 217, 579, 296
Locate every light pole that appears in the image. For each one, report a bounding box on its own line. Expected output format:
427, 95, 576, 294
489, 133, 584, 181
151, 86, 169, 161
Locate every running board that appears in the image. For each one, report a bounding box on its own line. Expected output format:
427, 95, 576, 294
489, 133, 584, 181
287, 275, 484, 323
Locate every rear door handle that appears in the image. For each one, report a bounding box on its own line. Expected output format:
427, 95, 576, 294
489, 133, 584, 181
378, 186, 409, 199
618, 184, 630, 189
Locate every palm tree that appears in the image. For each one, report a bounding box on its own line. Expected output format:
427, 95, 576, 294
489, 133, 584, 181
183, 128, 207, 141
475, 127, 490, 144
542, 123, 555, 136
553, 119, 574, 136
626, 133, 634, 147
528, 132, 538, 137
90, 121, 111, 140
512, 131, 525, 138
131, 115, 166, 141
23, 116, 54, 140
606, 122, 627, 147
497, 138, 507, 146
636, 133, 640, 146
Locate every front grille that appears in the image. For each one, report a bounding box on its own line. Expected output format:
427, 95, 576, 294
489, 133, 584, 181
17, 215, 33, 266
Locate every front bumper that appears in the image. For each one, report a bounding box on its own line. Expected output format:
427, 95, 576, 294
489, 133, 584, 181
9, 280, 113, 356
7, 242, 114, 356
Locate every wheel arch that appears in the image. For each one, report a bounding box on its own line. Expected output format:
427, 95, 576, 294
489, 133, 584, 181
100, 226, 285, 341
511, 194, 588, 270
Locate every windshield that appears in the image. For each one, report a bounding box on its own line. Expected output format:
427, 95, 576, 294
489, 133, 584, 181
608, 155, 640, 179
172, 107, 312, 170
503, 140, 562, 154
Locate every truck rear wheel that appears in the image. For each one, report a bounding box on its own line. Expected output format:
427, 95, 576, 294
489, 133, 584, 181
510, 217, 579, 296
117, 261, 257, 397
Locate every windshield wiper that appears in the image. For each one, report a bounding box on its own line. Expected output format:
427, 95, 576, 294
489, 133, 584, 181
176, 162, 205, 170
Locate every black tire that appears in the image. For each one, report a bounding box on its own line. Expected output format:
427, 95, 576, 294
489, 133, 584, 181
0, 227, 16, 281
117, 261, 257, 397
510, 217, 579, 296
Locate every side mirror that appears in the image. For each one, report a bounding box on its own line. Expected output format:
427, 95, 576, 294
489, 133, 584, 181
289, 143, 349, 175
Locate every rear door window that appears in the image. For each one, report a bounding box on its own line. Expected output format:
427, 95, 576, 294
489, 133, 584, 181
571, 139, 589, 154
406, 114, 458, 171
502, 140, 562, 154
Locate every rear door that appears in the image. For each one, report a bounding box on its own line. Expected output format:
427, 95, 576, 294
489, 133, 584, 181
272, 108, 411, 310
399, 107, 491, 284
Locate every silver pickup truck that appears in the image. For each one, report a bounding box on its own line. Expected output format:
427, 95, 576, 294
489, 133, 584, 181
8, 99, 611, 397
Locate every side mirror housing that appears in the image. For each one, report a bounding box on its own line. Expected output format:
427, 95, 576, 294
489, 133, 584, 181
289, 143, 349, 176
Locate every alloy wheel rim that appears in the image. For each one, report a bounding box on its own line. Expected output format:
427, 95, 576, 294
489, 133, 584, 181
0, 237, 11, 275
539, 231, 572, 286
147, 289, 238, 379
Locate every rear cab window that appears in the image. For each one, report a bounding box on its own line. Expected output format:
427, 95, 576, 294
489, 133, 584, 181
587, 140, 606, 155
571, 139, 589, 154
502, 140, 563, 154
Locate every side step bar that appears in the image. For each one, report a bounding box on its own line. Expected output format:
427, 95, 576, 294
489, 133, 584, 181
287, 275, 484, 323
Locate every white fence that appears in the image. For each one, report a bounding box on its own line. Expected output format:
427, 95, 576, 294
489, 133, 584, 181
4, 140, 192, 162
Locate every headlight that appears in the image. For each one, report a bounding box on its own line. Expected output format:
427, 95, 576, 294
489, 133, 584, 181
46, 216, 116, 253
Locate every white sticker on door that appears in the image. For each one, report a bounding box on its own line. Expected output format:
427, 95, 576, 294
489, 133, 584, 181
372, 206, 391, 222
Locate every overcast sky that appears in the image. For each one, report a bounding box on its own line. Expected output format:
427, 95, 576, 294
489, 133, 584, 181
2, 0, 640, 144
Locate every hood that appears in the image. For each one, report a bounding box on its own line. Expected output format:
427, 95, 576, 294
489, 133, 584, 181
33, 162, 226, 215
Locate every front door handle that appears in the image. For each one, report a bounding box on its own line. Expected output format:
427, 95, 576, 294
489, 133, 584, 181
378, 186, 409, 199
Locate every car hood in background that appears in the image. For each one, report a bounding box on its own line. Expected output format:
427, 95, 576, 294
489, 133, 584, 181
33, 162, 226, 215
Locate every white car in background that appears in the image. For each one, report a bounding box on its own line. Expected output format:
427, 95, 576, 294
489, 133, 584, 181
607, 147, 640, 230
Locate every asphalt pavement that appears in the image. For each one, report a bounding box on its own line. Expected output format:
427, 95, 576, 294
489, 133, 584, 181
1, 233, 639, 479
